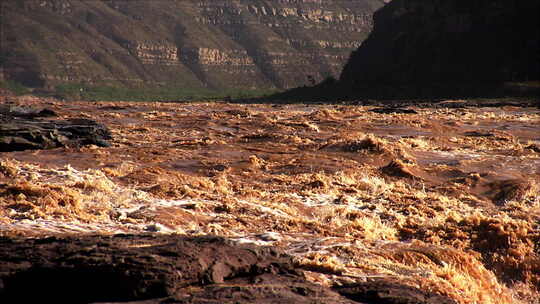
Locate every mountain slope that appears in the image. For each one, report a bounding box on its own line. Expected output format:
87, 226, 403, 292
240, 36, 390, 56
0, 0, 385, 90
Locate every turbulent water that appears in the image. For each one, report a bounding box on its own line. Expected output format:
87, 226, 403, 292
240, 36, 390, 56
1, 93, 539, 303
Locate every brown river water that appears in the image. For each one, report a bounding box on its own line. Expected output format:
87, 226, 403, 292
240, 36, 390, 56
1, 95, 539, 303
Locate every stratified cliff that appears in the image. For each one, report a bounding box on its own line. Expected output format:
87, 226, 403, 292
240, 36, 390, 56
340, 0, 540, 87
0, 0, 384, 90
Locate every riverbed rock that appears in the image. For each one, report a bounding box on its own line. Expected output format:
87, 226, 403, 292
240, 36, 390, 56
0, 234, 458, 304
0, 115, 112, 152
0, 235, 354, 304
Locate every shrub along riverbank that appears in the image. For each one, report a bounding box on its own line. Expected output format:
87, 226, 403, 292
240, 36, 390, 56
0, 81, 277, 102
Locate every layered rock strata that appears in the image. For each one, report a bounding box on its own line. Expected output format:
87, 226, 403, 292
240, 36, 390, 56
1, 0, 385, 90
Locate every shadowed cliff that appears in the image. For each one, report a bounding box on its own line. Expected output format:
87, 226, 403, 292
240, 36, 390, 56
341, 0, 540, 86
267, 0, 540, 101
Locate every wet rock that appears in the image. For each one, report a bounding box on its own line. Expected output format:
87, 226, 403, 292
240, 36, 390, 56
241, 133, 276, 142
0, 234, 465, 304
224, 109, 252, 118
380, 160, 420, 179
0, 235, 359, 304
0, 105, 57, 119
211, 164, 228, 172
488, 179, 532, 205
169, 274, 358, 304
304, 180, 326, 189
464, 131, 495, 137
99, 105, 128, 111
257, 232, 282, 242
370, 108, 418, 114
144, 223, 175, 233
464, 130, 514, 142
322, 137, 388, 154
0, 117, 112, 152
336, 280, 458, 304
525, 144, 540, 153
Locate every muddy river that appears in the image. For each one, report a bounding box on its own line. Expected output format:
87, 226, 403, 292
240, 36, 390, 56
1, 95, 539, 303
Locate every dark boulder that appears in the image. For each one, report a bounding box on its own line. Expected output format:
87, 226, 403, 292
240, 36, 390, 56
0, 234, 458, 304
0, 235, 358, 304
370, 108, 418, 114
0, 105, 58, 119
0, 110, 112, 152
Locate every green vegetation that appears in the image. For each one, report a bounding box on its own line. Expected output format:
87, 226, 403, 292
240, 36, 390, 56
0, 80, 31, 95
52, 83, 278, 102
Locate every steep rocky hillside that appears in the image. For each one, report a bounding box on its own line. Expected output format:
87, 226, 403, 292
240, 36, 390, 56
340, 0, 540, 88
0, 0, 384, 90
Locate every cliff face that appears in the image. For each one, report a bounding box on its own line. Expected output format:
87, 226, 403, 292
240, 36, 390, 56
0, 0, 385, 90
340, 0, 540, 87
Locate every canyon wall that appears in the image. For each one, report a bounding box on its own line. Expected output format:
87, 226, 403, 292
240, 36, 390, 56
1, 0, 385, 90
340, 0, 540, 87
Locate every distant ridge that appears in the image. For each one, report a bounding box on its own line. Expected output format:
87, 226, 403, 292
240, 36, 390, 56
0, 0, 384, 91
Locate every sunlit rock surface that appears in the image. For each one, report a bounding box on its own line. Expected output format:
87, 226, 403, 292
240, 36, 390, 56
1, 0, 385, 90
